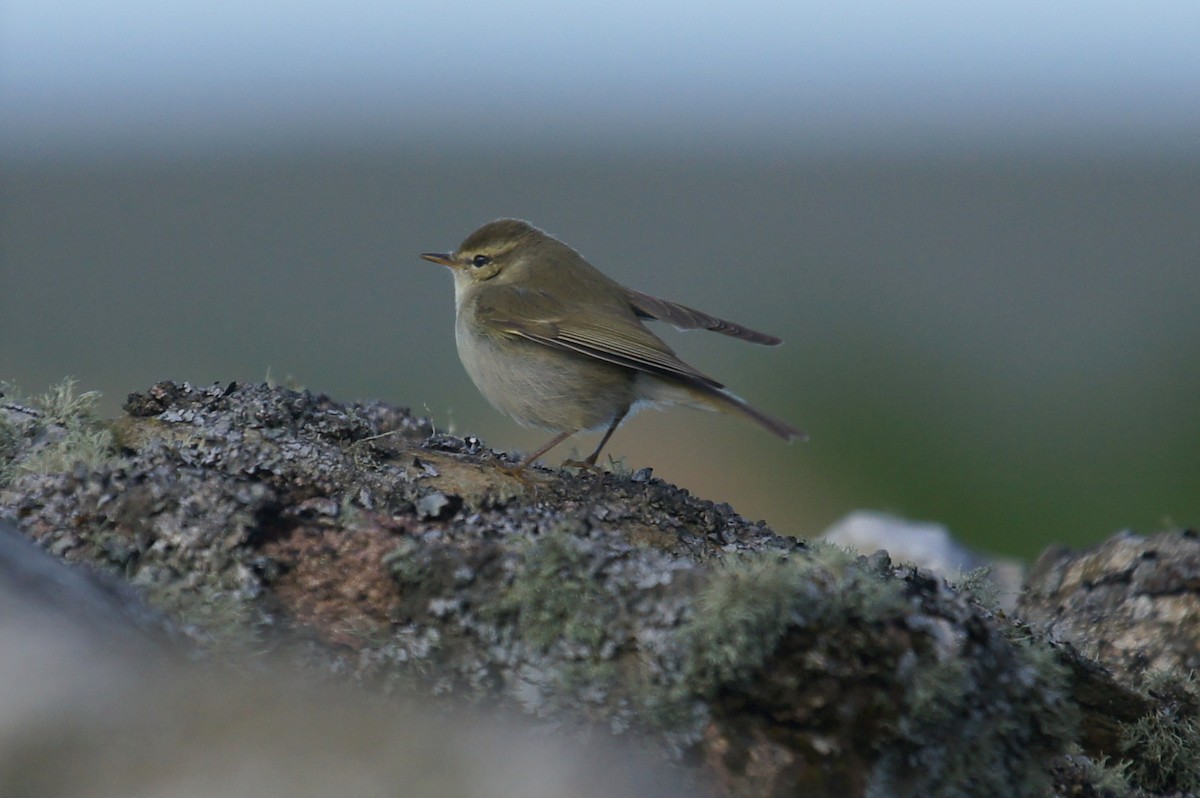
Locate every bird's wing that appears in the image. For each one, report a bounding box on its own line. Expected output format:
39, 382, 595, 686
624, 288, 782, 346
474, 286, 725, 390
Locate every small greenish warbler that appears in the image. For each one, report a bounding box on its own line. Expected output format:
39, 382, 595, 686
421, 219, 804, 472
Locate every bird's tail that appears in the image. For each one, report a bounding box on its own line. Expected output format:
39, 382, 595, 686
706, 387, 808, 442
639, 374, 806, 442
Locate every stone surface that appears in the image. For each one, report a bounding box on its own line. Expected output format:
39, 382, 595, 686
2, 380, 1196, 797
1020, 529, 1200, 682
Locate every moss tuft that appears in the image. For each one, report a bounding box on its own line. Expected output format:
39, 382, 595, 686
681, 554, 813, 694
2, 378, 119, 480
494, 522, 615, 654
34, 377, 103, 426
20, 378, 117, 475
22, 424, 116, 475
679, 543, 909, 698
947, 565, 1000, 610
1120, 670, 1200, 793
0, 413, 20, 484
1078, 756, 1137, 797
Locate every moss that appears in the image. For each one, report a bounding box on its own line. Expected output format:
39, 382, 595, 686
905, 655, 972, 728
165, 588, 268, 654
34, 377, 103, 426
633, 544, 922, 756
679, 543, 908, 698
896, 657, 994, 796
885, 618, 1079, 798
0, 412, 19, 484
1120, 670, 1200, 793
493, 522, 615, 654
681, 553, 814, 694
1078, 757, 1138, 797
384, 538, 427, 588
20, 424, 116, 475
557, 658, 619, 697
3, 378, 118, 477
946, 565, 1000, 610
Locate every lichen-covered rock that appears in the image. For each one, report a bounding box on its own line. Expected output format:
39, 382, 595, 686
2, 380, 1195, 797
0, 521, 698, 798
1020, 530, 1200, 681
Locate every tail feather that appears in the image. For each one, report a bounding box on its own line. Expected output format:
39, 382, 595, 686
635, 373, 807, 442
710, 388, 808, 442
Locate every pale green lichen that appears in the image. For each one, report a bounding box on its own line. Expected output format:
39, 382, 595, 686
21, 424, 116, 475
681, 553, 817, 692
0, 413, 20, 484
679, 542, 908, 697
877, 594, 1078, 797
1120, 670, 1200, 793
1078, 756, 1138, 797
2, 378, 118, 478
494, 521, 615, 654
34, 378, 104, 426
947, 565, 1001, 610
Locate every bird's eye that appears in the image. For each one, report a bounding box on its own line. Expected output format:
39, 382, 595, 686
472, 254, 492, 268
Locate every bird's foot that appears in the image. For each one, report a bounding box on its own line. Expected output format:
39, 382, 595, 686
496, 457, 539, 493
560, 458, 604, 476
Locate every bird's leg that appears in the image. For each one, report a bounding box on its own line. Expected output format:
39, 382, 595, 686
562, 411, 627, 471
501, 429, 575, 481
584, 412, 626, 466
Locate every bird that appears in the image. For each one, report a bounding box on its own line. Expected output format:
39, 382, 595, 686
420, 219, 804, 474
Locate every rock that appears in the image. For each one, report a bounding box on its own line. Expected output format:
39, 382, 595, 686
1020, 529, 1200, 681
0, 525, 696, 798
821, 510, 1024, 609
2, 379, 1197, 797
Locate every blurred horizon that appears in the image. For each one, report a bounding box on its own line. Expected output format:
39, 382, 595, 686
4, 1, 1200, 161
3, 2, 1198, 559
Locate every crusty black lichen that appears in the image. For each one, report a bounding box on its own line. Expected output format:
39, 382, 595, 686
382, 502, 712, 729
5, 380, 434, 649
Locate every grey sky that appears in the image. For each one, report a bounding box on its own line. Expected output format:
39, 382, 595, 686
3, 1, 1199, 156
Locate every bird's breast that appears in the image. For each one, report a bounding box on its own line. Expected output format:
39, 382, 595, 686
454, 313, 636, 432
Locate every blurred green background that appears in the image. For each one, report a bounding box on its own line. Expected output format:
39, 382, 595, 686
3, 4, 1198, 560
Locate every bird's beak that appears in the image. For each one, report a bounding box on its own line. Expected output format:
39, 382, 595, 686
420, 252, 456, 267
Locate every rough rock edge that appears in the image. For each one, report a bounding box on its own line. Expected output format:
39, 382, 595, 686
0, 379, 1194, 797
